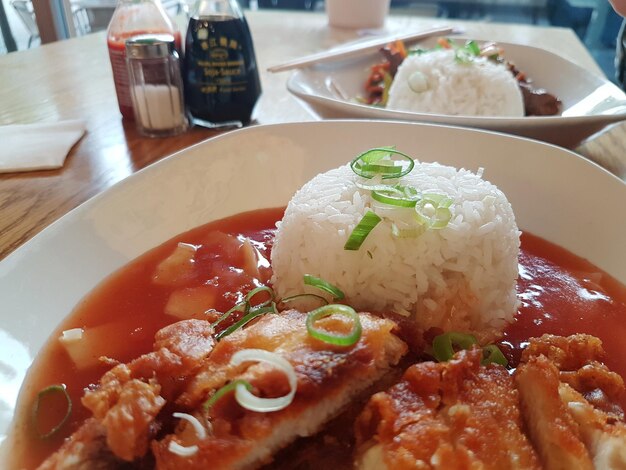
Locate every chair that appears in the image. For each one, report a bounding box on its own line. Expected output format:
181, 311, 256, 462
161, 0, 187, 16
10, 0, 39, 48
81, 5, 115, 33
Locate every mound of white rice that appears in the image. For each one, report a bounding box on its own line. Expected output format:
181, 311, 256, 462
387, 49, 524, 117
271, 161, 521, 341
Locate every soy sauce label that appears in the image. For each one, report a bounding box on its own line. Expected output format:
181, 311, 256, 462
195, 31, 245, 92
184, 16, 261, 124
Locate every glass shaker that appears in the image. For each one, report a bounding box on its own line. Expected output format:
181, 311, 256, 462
183, 0, 262, 127
107, 0, 180, 120
126, 34, 188, 137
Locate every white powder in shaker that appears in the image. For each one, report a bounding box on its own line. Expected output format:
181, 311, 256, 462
132, 85, 184, 130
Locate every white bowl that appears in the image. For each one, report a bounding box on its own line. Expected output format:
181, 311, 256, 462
287, 39, 626, 148
1, 121, 625, 462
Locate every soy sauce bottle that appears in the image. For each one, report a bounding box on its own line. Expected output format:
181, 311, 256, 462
184, 0, 262, 126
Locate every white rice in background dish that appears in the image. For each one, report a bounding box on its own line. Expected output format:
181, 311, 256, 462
271, 161, 521, 342
386, 49, 525, 117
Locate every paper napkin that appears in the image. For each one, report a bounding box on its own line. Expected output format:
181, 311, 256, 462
0, 120, 86, 173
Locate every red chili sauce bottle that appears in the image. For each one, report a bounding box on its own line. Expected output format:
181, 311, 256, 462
107, 0, 181, 120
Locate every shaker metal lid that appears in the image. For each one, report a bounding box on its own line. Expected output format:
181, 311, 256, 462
125, 34, 176, 59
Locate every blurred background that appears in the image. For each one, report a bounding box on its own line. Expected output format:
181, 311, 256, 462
0, 0, 621, 82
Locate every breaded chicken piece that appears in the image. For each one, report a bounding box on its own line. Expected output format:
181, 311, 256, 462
521, 334, 605, 370
38, 320, 215, 468
560, 383, 626, 469
519, 334, 626, 470
153, 310, 407, 470
515, 354, 594, 470
523, 334, 625, 419
354, 348, 539, 470
37, 419, 129, 470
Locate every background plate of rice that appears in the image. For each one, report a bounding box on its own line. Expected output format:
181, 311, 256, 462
0, 120, 625, 448
286, 37, 626, 148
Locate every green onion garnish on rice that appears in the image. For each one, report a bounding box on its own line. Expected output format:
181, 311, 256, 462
344, 210, 382, 250
391, 222, 425, 239
466, 40, 481, 56
371, 184, 421, 208
359, 163, 403, 177
303, 274, 345, 300
32, 384, 72, 439
355, 180, 403, 192
414, 193, 453, 229
306, 304, 362, 347
350, 147, 414, 180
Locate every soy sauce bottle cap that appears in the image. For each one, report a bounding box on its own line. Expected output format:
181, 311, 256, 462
125, 34, 176, 60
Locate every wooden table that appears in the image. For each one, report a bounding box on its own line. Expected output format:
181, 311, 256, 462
0, 10, 617, 260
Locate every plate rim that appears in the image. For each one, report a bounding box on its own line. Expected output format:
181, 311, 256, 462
1, 120, 625, 461
2, 119, 625, 269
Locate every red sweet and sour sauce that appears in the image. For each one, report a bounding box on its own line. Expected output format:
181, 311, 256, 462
7, 208, 626, 469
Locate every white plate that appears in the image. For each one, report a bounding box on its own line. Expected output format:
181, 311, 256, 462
1, 121, 625, 462
287, 39, 626, 148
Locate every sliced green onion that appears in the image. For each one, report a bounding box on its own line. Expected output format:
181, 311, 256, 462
230, 349, 298, 412
421, 193, 453, 207
429, 208, 452, 229
32, 384, 72, 439
215, 303, 277, 340
452, 39, 481, 64
306, 304, 362, 347
357, 147, 396, 164
482, 344, 508, 367
303, 275, 345, 300
203, 379, 252, 411
281, 293, 329, 307
211, 301, 248, 329
408, 47, 430, 55
245, 286, 275, 308
432, 332, 478, 362
168, 440, 200, 457
344, 210, 382, 251
172, 412, 208, 440
167, 412, 208, 456
466, 40, 480, 56
355, 180, 402, 192
350, 148, 415, 180
372, 185, 421, 208
391, 222, 425, 239
455, 51, 472, 64
414, 193, 453, 230
212, 286, 275, 330
358, 163, 403, 178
